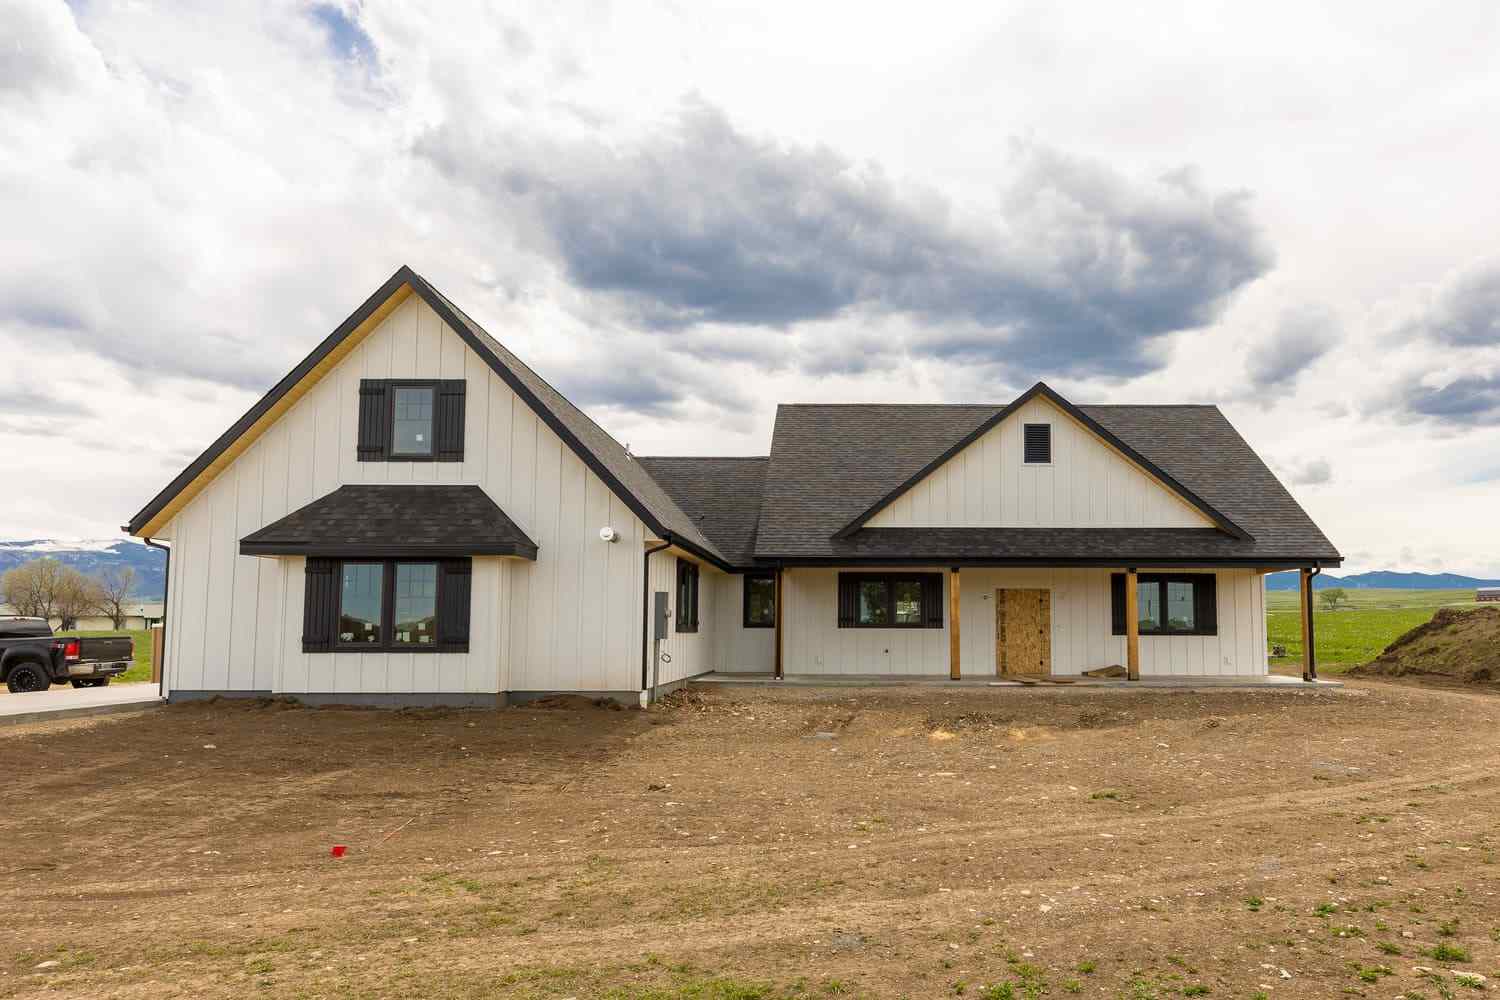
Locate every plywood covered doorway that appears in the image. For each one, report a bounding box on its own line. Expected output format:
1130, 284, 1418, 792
995, 588, 1050, 676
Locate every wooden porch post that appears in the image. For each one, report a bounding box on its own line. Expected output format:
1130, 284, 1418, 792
1125, 567, 1140, 681
774, 567, 784, 680
949, 566, 961, 680
1300, 567, 1316, 682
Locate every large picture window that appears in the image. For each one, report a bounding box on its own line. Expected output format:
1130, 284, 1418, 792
837, 572, 944, 629
743, 573, 776, 628
675, 559, 700, 633
305, 557, 470, 653
1111, 573, 1217, 636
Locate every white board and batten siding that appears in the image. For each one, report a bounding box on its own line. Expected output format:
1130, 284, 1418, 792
159, 294, 650, 698
644, 550, 782, 684
710, 572, 776, 672
867, 396, 1214, 529
778, 567, 1267, 678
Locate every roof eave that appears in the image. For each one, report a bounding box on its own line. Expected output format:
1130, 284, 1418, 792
239, 541, 538, 559
755, 554, 1342, 568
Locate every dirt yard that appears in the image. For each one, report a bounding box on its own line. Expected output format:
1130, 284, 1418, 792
3, 682, 1499, 999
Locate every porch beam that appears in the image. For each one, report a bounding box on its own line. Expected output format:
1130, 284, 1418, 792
1125, 567, 1140, 681
949, 566, 961, 680
774, 567, 784, 680
1300, 566, 1318, 681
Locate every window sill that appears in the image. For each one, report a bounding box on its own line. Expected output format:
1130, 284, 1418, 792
326, 645, 467, 654
1112, 631, 1217, 639
837, 623, 944, 630
743, 622, 775, 630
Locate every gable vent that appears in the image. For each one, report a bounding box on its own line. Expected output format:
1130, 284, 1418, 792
1023, 423, 1051, 464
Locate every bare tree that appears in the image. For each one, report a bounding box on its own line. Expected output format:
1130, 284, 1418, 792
94, 566, 137, 629
1, 558, 69, 621
54, 567, 102, 631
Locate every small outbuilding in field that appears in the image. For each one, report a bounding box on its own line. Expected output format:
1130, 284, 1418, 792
1477, 587, 1500, 603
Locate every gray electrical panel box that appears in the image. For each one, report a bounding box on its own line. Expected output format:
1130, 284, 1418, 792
652, 591, 669, 640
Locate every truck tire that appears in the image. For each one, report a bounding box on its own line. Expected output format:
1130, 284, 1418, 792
70, 678, 109, 688
5, 661, 52, 693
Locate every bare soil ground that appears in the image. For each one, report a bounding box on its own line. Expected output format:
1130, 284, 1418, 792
3, 682, 1500, 999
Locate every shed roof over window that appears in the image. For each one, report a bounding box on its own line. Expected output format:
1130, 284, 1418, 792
239, 485, 538, 559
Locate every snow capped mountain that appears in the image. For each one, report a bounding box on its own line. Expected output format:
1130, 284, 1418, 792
0, 539, 166, 598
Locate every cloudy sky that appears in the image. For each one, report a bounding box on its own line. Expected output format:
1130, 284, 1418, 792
3, 0, 1498, 575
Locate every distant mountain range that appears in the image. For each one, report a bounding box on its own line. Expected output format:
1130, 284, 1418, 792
2, 538, 1495, 601
1264, 570, 1500, 591
0, 539, 167, 599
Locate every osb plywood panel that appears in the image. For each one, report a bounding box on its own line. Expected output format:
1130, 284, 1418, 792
996, 588, 1050, 676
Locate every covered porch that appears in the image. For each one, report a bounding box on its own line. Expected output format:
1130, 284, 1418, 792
747, 563, 1327, 683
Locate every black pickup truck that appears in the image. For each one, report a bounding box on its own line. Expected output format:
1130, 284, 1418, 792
0, 618, 133, 693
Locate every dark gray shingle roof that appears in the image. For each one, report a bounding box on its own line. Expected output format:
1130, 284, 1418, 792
755, 402, 1340, 564
634, 457, 768, 566
240, 485, 538, 559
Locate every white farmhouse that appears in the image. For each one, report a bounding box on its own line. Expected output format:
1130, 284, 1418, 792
125, 268, 1341, 705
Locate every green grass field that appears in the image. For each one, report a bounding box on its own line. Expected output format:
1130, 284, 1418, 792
1265, 588, 1482, 673
50, 629, 154, 684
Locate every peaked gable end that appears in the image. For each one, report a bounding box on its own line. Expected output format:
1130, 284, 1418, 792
838, 383, 1251, 540
125, 266, 729, 567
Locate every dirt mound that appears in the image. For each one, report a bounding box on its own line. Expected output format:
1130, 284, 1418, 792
1350, 605, 1500, 684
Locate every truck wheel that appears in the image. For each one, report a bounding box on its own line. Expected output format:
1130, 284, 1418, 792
5, 663, 51, 694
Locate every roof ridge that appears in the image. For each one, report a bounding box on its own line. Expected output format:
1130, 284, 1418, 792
636, 455, 770, 461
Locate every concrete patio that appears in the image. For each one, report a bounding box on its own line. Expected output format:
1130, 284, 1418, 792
690, 671, 1341, 690
0, 682, 164, 725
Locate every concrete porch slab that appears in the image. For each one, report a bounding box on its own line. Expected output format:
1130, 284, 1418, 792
0, 682, 164, 725
691, 672, 1341, 690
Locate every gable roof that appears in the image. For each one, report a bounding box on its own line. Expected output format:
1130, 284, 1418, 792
240, 485, 539, 559
634, 457, 768, 567
835, 382, 1248, 540
755, 398, 1341, 566
126, 266, 730, 569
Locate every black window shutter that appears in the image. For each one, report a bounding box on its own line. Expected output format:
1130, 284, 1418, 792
1110, 573, 1125, 636
690, 565, 700, 628
435, 380, 466, 462
1023, 423, 1051, 463
357, 380, 390, 461
1194, 574, 1218, 635
837, 574, 857, 627
302, 558, 337, 652
922, 573, 945, 628
437, 559, 472, 652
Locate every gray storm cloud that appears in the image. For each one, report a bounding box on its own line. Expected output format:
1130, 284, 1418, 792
417, 100, 1274, 380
